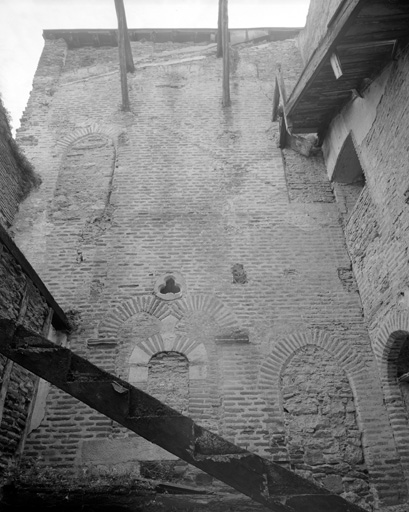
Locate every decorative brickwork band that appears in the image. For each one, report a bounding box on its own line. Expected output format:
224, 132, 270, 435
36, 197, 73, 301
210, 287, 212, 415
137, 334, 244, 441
96, 294, 239, 343
56, 123, 123, 150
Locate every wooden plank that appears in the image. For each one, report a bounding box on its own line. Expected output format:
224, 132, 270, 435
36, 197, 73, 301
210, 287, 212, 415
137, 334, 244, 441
286, 0, 369, 118
0, 224, 69, 330
0, 318, 368, 512
222, 0, 230, 107
345, 19, 409, 39
358, 2, 409, 19
115, 0, 130, 111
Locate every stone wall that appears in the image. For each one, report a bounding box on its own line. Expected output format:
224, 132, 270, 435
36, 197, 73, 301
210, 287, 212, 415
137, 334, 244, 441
0, 233, 52, 475
0, 99, 38, 229
11, 32, 408, 509
0, 95, 48, 476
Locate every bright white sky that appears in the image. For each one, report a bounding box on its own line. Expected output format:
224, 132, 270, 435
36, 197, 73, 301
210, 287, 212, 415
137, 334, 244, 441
0, 0, 309, 133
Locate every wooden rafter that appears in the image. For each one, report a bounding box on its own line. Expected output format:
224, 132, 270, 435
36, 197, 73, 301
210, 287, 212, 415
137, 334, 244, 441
283, 0, 409, 136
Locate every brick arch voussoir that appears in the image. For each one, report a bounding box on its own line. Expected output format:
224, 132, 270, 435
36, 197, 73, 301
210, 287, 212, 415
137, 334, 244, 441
56, 123, 123, 151
131, 333, 208, 384
373, 311, 409, 373
258, 329, 363, 406
97, 296, 172, 340
178, 294, 239, 332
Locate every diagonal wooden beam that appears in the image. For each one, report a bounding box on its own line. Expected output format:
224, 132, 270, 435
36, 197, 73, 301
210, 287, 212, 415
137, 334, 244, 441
285, 0, 369, 121
0, 318, 366, 512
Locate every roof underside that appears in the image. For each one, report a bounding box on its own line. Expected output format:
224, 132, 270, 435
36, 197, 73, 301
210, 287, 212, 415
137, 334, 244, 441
287, 0, 409, 136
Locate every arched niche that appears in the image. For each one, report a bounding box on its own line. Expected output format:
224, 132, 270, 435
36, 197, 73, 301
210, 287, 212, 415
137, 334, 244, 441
280, 345, 372, 506
396, 333, 409, 415
52, 133, 115, 223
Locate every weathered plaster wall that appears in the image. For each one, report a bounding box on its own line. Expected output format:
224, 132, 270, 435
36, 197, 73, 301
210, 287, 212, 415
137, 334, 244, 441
12, 34, 407, 508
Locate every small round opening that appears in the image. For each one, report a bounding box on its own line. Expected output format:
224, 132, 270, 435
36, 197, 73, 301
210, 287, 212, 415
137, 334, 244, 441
159, 277, 181, 295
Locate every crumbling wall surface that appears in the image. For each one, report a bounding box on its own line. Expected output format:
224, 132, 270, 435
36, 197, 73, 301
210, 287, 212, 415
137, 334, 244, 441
11, 34, 406, 508
345, 48, 409, 331
0, 99, 38, 229
325, 45, 409, 504
0, 92, 47, 476
297, 0, 343, 64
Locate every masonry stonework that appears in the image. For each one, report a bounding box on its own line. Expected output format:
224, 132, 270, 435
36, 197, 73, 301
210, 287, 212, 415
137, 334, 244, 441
2, 15, 407, 511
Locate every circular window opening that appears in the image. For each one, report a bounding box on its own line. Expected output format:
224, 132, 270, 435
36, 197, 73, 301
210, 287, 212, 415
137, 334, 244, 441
154, 272, 185, 301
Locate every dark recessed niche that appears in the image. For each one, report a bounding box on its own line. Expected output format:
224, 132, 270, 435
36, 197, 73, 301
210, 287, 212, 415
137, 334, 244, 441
160, 277, 181, 295
232, 264, 247, 284
154, 272, 185, 301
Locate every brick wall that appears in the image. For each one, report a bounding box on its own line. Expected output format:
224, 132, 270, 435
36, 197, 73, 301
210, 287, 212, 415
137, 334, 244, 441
12, 34, 408, 508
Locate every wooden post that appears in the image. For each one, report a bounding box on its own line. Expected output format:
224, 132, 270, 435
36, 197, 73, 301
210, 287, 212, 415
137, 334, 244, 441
222, 0, 230, 107
115, 0, 134, 72
217, 0, 223, 58
115, 0, 131, 111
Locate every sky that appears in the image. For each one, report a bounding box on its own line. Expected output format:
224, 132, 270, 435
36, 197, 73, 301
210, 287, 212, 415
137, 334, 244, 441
0, 0, 310, 134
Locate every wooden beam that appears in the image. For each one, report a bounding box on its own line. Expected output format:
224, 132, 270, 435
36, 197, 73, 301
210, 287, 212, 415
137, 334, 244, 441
0, 318, 367, 512
217, 0, 223, 58
114, 0, 134, 72
222, 0, 230, 107
286, 0, 369, 118
115, 0, 131, 110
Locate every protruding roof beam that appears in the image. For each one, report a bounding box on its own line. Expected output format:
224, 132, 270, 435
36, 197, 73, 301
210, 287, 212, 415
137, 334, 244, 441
286, 0, 367, 118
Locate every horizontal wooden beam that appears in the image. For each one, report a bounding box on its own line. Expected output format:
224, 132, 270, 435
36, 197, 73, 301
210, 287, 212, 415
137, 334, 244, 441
0, 318, 366, 512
